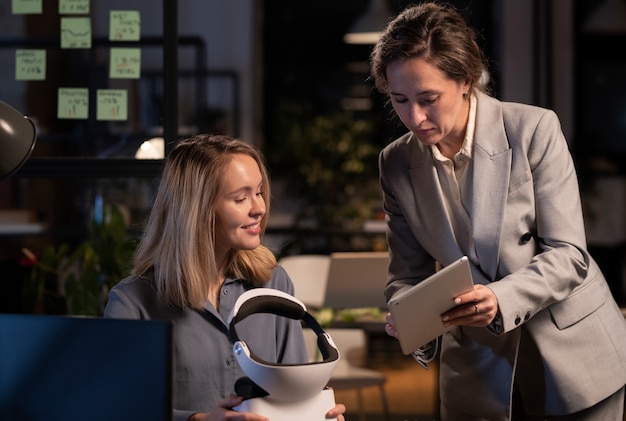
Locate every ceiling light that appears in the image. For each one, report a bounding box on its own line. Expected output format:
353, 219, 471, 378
344, 0, 394, 44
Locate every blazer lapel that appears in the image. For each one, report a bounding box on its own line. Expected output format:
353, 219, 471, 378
471, 93, 512, 281
408, 137, 464, 260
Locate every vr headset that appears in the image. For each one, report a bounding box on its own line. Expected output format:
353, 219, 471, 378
227, 288, 340, 420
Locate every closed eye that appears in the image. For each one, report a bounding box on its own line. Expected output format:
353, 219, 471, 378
419, 96, 437, 106
391, 95, 408, 105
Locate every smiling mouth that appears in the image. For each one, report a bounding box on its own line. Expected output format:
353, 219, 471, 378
242, 222, 260, 230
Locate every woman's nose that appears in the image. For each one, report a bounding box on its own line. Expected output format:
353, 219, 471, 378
410, 104, 426, 126
251, 196, 266, 216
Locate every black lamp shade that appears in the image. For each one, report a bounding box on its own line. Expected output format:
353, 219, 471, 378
0, 100, 37, 179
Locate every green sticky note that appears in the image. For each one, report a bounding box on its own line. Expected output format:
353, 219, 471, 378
110, 48, 141, 79
61, 17, 92, 49
97, 89, 128, 121
12, 0, 42, 14
109, 10, 141, 41
16, 49, 46, 81
58, 88, 89, 120
59, 0, 90, 15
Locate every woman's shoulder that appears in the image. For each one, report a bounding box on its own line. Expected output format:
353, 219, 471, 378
383, 131, 415, 153
111, 273, 154, 294
104, 274, 158, 319
479, 92, 558, 125
380, 131, 424, 167
265, 264, 295, 296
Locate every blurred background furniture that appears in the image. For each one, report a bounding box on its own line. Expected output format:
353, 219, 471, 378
281, 253, 391, 419
278, 254, 331, 309
303, 327, 391, 421
278, 251, 389, 310
324, 251, 389, 309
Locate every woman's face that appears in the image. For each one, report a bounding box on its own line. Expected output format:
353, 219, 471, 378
214, 153, 266, 259
387, 56, 470, 151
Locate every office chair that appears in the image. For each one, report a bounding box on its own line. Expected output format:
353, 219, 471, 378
277, 254, 331, 309
303, 327, 391, 421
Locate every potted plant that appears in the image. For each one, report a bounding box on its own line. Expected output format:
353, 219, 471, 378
21, 204, 136, 316
270, 103, 383, 230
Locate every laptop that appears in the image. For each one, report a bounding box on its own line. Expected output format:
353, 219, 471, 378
0, 314, 173, 421
324, 251, 390, 309
387, 256, 474, 354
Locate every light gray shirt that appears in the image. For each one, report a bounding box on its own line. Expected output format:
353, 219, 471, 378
103, 265, 307, 421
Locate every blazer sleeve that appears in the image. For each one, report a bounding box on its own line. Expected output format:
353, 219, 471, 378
487, 107, 593, 333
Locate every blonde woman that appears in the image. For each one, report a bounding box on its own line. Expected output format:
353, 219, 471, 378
104, 134, 345, 421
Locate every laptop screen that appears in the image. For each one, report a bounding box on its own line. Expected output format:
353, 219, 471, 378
0, 314, 173, 421
324, 251, 389, 309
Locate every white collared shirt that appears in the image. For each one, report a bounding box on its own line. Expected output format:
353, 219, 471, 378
430, 94, 478, 262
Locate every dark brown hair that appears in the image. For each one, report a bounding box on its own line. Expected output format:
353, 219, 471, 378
370, 2, 489, 95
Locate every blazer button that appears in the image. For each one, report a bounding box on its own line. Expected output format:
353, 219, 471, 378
519, 232, 533, 244
524, 311, 530, 321
515, 315, 521, 325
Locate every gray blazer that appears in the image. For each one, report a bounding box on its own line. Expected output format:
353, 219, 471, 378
379, 91, 626, 419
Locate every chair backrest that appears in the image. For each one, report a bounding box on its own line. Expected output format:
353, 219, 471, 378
303, 327, 367, 368
278, 254, 331, 309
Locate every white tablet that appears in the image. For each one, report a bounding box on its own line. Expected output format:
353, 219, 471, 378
387, 256, 474, 355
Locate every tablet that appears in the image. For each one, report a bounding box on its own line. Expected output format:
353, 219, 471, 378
387, 256, 474, 355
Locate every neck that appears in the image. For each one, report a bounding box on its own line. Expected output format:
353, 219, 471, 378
208, 274, 226, 310
437, 98, 470, 159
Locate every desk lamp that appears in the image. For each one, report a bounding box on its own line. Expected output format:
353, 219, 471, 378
0, 100, 36, 179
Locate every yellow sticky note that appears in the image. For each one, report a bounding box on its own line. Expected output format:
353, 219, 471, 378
12, 0, 42, 14
58, 88, 89, 120
61, 17, 92, 49
16, 49, 46, 81
110, 48, 141, 79
97, 89, 128, 121
109, 10, 141, 41
59, 0, 90, 15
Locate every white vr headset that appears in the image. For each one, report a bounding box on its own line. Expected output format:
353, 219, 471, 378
227, 288, 340, 402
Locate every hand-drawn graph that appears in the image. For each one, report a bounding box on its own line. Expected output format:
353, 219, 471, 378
61, 17, 92, 49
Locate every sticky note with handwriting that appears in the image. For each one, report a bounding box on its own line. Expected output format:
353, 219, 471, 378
12, 0, 42, 14
110, 48, 141, 79
59, 0, 90, 15
16, 49, 46, 81
110, 10, 141, 41
61, 17, 92, 49
58, 88, 89, 120
96, 89, 128, 121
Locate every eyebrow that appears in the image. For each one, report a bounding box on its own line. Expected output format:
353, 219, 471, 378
225, 181, 263, 196
390, 89, 439, 96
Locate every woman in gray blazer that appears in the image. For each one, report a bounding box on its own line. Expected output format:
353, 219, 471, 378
371, 3, 626, 420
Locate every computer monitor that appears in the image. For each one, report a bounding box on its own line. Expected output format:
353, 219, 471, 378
0, 314, 173, 421
324, 251, 389, 309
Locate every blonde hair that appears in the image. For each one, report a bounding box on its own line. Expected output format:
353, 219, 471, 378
133, 134, 276, 310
